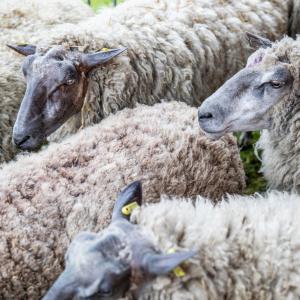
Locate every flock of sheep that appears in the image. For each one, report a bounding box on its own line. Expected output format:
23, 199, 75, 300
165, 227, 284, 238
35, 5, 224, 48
1, 0, 300, 299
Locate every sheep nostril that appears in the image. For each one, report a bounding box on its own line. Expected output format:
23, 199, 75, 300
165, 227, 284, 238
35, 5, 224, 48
198, 112, 213, 120
13, 135, 31, 147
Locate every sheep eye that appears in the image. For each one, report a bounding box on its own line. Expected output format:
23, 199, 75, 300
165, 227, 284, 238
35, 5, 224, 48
55, 55, 64, 61
66, 79, 76, 86
87, 288, 112, 299
96, 283, 113, 297
270, 81, 284, 89
98, 287, 112, 296
22, 67, 27, 77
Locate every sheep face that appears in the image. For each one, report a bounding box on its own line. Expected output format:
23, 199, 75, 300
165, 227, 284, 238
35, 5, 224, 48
8, 44, 126, 150
43, 231, 132, 300
43, 181, 196, 300
198, 33, 294, 139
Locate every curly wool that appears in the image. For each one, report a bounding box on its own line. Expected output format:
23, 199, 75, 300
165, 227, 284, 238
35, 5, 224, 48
0, 0, 93, 50
1, 0, 299, 163
0, 0, 94, 164
44, 0, 297, 141
130, 191, 300, 299
0, 52, 24, 162
251, 36, 300, 192
0, 102, 245, 299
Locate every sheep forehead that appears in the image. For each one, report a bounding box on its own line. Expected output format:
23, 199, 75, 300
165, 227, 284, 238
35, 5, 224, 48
32, 46, 78, 66
66, 235, 101, 267
67, 228, 129, 265
246, 49, 280, 70
31, 50, 78, 79
246, 37, 300, 70
246, 49, 266, 68
36, 45, 66, 56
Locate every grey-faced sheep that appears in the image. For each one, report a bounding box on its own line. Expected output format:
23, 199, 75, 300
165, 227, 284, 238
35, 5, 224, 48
0, 102, 245, 299
0, 0, 94, 163
199, 33, 300, 193
6, 0, 300, 155
44, 181, 300, 300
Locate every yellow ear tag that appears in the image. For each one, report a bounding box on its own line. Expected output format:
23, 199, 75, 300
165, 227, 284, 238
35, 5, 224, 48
173, 266, 186, 278
168, 248, 186, 278
122, 201, 138, 216
101, 48, 110, 52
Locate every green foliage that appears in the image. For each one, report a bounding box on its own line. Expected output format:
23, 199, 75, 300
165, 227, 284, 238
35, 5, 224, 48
238, 132, 267, 195
84, 0, 124, 11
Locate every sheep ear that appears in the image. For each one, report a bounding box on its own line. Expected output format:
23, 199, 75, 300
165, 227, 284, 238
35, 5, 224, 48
245, 32, 272, 49
42, 269, 76, 300
111, 181, 142, 222
7, 44, 36, 56
80, 48, 127, 72
142, 250, 197, 276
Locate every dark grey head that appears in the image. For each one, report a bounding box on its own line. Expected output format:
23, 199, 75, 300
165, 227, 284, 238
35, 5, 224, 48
8, 44, 127, 150
43, 181, 196, 300
198, 33, 295, 139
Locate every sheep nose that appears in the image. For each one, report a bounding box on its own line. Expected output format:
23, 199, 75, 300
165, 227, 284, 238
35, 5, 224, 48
13, 134, 31, 148
198, 109, 214, 125
198, 112, 213, 120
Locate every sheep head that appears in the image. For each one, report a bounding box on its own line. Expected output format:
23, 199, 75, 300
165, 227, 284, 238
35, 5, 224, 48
198, 33, 295, 139
42, 181, 196, 300
8, 44, 126, 151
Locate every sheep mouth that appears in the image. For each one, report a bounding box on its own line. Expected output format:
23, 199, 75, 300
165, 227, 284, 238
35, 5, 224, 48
15, 136, 46, 152
203, 131, 226, 140
202, 129, 226, 135
200, 127, 230, 140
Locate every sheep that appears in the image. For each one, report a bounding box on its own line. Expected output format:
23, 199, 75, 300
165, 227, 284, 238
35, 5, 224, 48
0, 0, 94, 50
0, 102, 245, 299
0, 0, 94, 164
44, 180, 300, 300
6, 0, 300, 154
0, 0, 94, 57
198, 33, 300, 193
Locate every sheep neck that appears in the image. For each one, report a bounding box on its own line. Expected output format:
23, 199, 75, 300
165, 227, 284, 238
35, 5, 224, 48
258, 93, 300, 192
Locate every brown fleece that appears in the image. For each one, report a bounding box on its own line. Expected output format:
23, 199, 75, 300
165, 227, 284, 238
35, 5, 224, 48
0, 102, 245, 299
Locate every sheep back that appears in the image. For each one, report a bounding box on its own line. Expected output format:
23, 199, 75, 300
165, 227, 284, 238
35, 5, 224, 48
0, 101, 244, 299
133, 191, 300, 299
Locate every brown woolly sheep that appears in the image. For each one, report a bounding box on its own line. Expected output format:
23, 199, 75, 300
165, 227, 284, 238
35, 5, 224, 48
0, 102, 245, 299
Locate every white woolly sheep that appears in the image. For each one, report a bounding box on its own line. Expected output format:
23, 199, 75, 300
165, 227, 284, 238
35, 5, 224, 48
44, 181, 300, 300
0, 102, 245, 299
0, 0, 93, 50
5, 0, 300, 155
198, 33, 300, 193
0, 0, 94, 163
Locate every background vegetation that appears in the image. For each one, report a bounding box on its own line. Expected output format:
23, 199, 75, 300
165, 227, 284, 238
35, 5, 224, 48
237, 132, 266, 194
84, 0, 124, 10
83, 0, 267, 195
